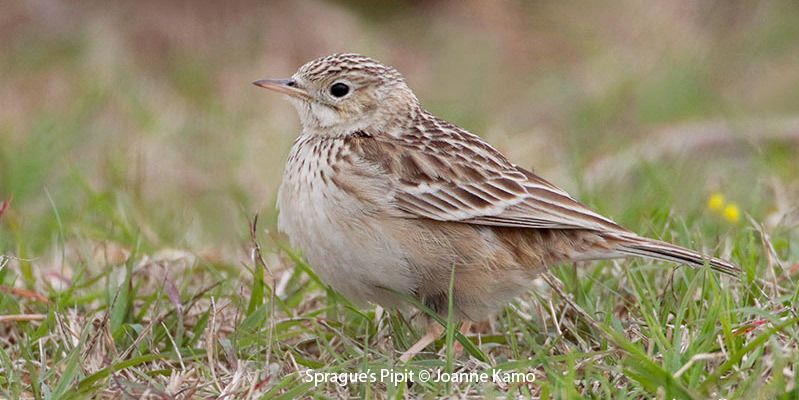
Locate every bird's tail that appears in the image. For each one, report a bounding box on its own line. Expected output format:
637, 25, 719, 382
613, 235, 740, 276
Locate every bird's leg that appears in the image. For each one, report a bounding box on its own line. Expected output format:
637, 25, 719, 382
401, 321, 474, 362
400, 322, 444, 362
450, 320, 472, 358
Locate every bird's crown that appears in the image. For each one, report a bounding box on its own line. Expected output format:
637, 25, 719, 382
255, 53, 418, 136
296, 53, 404, 84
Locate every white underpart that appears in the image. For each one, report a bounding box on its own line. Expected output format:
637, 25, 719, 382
277, 134, 416, 306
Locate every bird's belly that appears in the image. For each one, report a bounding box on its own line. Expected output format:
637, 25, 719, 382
276, 171, 415, 306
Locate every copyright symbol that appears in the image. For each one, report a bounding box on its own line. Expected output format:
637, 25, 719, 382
418, 369, 431, 382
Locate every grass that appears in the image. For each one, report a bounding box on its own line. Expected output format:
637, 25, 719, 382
1, 1, 799, 398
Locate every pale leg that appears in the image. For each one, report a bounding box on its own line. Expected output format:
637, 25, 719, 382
401, 321, 475, 362
451, 321, 472, 358
400, 323, 444, 362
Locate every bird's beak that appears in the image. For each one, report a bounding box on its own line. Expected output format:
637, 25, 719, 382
252, 78, 310, 100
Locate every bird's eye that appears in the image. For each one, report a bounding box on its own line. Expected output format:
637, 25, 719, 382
329, 82, 350, 98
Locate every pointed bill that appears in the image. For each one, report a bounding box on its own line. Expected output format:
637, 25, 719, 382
253, 78, 310, 100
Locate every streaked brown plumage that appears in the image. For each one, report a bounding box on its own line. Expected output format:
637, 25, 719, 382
254, 53, 739, 360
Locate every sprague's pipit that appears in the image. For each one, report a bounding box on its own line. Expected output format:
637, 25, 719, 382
253, 53, 739, 361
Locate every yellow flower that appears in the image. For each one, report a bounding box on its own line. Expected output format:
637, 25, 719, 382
707, 193, 725, 211
722, 204, 740, 223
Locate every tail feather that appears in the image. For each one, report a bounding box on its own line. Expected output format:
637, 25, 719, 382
615, 236, 740, 277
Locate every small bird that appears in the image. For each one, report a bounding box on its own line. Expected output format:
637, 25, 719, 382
254, 53, 739, 361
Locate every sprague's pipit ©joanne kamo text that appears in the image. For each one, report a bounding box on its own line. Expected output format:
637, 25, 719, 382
253, 53, 739, 361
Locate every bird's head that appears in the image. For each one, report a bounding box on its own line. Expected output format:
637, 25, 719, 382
254, 53, 419, 136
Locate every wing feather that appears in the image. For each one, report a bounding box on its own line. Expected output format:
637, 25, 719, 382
352, 116, 626, 233
342, 115, 739, 276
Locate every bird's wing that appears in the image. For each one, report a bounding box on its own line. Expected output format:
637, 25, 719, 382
353, 116, 626, 232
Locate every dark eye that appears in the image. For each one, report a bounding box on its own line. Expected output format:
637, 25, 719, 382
329, 82, 350, 98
